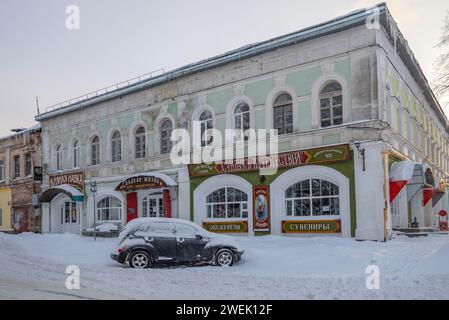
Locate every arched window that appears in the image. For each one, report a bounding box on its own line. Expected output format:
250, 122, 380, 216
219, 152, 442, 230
73, 140, 80, 168
97, 196, 122, 222
320, 82, 343, 128
135, 126, 146, 159
91, 136, 100, 166
56, 145, 63, 171
206, 187, 248, 219
273, 93, 293, 135
234, 103, 250, 141
111, 131, 122, 163
199, 111, 213, 147
285, 179, 340, 217
160, 119, 173, 154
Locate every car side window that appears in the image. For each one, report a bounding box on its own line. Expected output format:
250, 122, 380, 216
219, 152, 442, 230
132, 222, 150, 237
176, 223, 199, 239
148, 221, 175, 237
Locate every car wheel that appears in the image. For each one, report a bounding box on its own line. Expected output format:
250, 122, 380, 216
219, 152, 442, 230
215, 249, 235, 267
129, 251, 151, 269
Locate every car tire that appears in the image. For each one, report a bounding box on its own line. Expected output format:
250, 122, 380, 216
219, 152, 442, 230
129, 250, 152, 269
215, 248, 235, 267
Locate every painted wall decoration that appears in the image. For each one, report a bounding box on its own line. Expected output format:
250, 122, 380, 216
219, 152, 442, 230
116, 176, 167, 192
188, 144, 351, 177
253, 186, 270, 232
282, 220, 342, 234
49, 171, 85, 191
12, 206, 29, 233
203, 221, 248, 233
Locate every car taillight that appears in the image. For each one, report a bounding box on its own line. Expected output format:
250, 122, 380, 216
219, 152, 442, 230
118, 246, 127, 254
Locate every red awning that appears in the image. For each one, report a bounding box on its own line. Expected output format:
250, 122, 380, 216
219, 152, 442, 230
389, 161, 416, 204
432, 189, 445, 207
422, 188, 437, 207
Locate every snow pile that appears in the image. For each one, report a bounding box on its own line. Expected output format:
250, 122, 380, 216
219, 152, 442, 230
1, 232, 449, 299
86, 223, 118, 233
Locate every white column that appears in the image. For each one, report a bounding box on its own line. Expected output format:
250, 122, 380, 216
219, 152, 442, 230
354, 141, 388, 241
177, 167, 191, 221
41, 203, 50, 233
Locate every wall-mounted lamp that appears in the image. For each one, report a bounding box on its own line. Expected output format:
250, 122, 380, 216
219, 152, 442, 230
355, 142, 366, 171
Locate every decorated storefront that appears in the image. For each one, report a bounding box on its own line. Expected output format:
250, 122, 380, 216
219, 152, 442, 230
40, 171, 85, 234
189, 144, 356, 237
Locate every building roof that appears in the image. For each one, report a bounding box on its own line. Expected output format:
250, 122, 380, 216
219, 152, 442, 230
0, 124, 42, 142
34, 3, 448, 131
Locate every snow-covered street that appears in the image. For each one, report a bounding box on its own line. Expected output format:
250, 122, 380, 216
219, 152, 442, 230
1, 232, 449, 300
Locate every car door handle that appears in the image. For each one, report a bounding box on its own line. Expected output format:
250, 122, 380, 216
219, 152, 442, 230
177, 238, 185, 243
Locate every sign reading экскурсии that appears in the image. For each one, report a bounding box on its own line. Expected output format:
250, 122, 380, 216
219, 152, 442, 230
282, 220, 342, 234
188, 144, 351, 177
203, 221, 248, 233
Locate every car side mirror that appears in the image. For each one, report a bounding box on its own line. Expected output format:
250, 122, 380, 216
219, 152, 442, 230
195, 233, 203, 239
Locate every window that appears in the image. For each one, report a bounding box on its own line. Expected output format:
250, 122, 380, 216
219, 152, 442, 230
148, 221, 175, 236
13, 155, 20, 178
97, 196, 122, 222
285, 179, 340, 217
175, 223, 199, 238
91, 136, 100, 166
25, 153, 32, 176
160, 119, 173, 154
0, 160, 4, 181
273, 93, 293, 135
199, 111, 213, 147
135, 126, 146, 159
0, 208, 2, 226
142, 195, 164, 218
56, 145, 63, 171
320, 82, 343, 128
111, 131, 122, 163
234, 103, 250, 140
206, 187, 248, 219
73, 141, 80, 168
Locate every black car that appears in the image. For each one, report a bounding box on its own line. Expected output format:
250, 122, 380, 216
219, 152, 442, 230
111, 218, 244, 268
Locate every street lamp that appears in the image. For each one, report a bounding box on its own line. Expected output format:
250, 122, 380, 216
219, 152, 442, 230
90, 180, 97, 242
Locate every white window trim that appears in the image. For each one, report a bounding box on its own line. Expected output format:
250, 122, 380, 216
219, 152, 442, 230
194, 174, 253, 234
225, 95, 255, 131
88, 133, 101, 167
311, 74, 349, 130
54, 144, 63, 172
265, 85, 299, 134
128, 120, 148, 160
71, 139, 81, 169
107, 127, 123, 163
87, 188, 125, 227
154, 113, 176, 155
270, 165, 351, 237
191, 104, 216, 149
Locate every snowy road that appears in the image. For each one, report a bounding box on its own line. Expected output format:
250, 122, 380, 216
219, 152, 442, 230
1, 232, 449, 300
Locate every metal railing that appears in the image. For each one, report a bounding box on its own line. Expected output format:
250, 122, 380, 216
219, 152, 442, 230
45, 68, 165, 113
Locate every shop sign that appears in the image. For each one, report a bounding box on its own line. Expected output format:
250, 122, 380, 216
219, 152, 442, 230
49, 171, 84, 191
116, 176, 167, 192
253, 186, 270, 232
203, 221, 248, 233
188, 144, 351, 178
33, 166, 43, 181
282, 220, 342, 234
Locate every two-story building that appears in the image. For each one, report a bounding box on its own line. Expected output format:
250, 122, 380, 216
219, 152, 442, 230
0, 125, 42, 233
35, 3, 449, 241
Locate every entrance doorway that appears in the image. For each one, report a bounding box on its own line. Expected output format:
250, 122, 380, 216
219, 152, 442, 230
391, 198, 401, 228
141, 192, 164, 218
58, 199, 80, 233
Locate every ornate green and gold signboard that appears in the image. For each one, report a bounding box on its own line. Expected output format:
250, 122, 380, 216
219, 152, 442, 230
188, 144, 351, 178
203, 221, 248, 233
282, 220, 342, 234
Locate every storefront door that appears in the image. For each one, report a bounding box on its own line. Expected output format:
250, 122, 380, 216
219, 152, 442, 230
142, 193, 164, 218
60, 201, 80, 233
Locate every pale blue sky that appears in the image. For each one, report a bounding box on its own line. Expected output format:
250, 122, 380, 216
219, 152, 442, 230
1, 0, 448, 136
